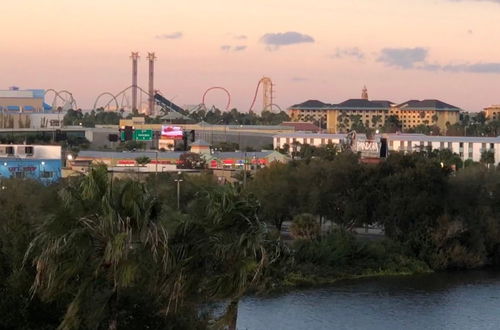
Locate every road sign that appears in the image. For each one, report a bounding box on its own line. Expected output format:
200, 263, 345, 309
133, 129, 153, 141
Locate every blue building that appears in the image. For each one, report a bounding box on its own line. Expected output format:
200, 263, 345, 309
0, 145, 61, 184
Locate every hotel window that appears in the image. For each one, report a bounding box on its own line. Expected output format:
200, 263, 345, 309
459, 142, 464, 148
469, 142, 473, 149
468, 151, 473, 159
491, 143, 494, 149
460, 152, 464, 158
440, 142, 444, 150
448, 142, 452, 148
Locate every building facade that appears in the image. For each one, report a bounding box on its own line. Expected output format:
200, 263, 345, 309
484, 105, 500, 121
392, 100, 461, 131
0, 88, 51, 113
273, 132, 500, 163
287, 100, 329, 126
0, 144, 62, 183
326, 99, 392, 133
288, 88, 462, 134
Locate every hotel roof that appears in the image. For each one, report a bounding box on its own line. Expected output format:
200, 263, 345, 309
287, 98, 461, 112
288, 99, 331, 109
397, 99, 461, 111
335, 99, 392, 110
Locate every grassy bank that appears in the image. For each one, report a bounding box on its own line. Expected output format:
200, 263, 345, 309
281, 230, 432, 289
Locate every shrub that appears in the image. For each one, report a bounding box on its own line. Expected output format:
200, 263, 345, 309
290, 213, 320, 240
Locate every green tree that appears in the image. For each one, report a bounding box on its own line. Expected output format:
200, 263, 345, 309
290, 213, 320, 240
480, 149, 495, 167
134, 156, 151, 166
383, 115, 402, 133
248, 162, 297, 231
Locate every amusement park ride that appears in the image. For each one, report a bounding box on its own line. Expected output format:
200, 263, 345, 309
45, 52, 283, 116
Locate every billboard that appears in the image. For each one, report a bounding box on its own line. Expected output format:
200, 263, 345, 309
355, 140, 380, 158
161, 126, 183, 140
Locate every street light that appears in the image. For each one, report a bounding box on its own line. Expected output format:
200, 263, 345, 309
174, 171, 183, 210
38, 161, 46, 180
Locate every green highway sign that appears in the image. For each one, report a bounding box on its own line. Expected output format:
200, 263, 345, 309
133, 129, 153, 141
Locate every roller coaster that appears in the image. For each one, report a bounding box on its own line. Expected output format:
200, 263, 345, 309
89, 77, 281, 116
190, 77, 280, 114
44, 89, 77, 111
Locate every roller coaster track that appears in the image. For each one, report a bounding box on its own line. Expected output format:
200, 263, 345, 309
44, 89, 77, 110
201, 86, 231, 111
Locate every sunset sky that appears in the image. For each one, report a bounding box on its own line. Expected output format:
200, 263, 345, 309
1, 0, 500, 112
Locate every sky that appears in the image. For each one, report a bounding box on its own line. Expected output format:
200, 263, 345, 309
1, 0, 500, 112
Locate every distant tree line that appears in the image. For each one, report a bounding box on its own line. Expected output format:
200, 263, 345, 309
62, 108, 290, 128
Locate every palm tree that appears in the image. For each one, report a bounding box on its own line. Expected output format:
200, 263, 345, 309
135, 156, 151, 179
371, 115, 382, 128
188, 186, 283, 330
26, 165, 186, 329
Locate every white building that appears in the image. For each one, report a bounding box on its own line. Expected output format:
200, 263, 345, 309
273, 132, 500, 163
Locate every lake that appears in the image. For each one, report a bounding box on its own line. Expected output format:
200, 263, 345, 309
237, 270, 500, 330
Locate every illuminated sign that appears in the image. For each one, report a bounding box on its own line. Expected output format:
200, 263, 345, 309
355, 139, 380, 158
161, 126, 183, 140
133, 129, 153, 141
356, 140, 379, 153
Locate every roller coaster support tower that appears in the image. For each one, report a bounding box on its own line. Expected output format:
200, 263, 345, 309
131, 52, 139, 111
148, 52, 156, 116
249, 77, 275, 112
261, 77, 273, 112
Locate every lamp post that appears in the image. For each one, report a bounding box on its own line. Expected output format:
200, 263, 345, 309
174, 171, 183, 210
40, 161, 45, 180
243, 151, 247, 188
66, 154, 73, 168
1, 161, 7, 190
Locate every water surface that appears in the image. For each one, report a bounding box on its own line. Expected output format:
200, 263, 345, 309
237, 270, 500, 330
